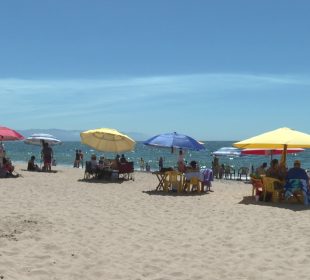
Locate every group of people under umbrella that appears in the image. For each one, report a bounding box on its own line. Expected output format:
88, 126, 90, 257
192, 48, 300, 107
0, 127, 60, 177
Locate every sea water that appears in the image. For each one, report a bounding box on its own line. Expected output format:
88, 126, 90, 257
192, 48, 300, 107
3, 141, 310, 172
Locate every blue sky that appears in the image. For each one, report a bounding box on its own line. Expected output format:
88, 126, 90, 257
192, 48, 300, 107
1, 0, 310, 140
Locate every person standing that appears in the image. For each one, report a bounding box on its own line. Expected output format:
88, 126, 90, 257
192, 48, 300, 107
177, 149, 186, 172
159, 157, 164, 171
0, 141, 5, 168
139, 157, 145, 171
212, 156, 220, 179
74, 149, 80, 168
41, 142, 53, 171
79, 150, 84, 168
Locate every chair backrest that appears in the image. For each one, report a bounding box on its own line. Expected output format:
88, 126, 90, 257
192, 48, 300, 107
118, 162, 134, 173
190, 176, 200, 186
85, 161, 92, 172
165, 171, 182, 183
166, 170, 182, 180
225, 166, 235, 174
238, 167, 249, 175
251, 178, 263, 189
285, 179, 303, 192
262, 176, 281, 192
164, 170, 183, 190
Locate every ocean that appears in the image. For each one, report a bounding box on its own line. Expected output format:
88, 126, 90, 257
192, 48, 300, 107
3, 141, 310, 172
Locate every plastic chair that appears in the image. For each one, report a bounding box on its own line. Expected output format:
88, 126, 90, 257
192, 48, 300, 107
262, 176, 284, 202
164, 171, 183, 192
250, 177, 264, 196
224, 166, 235, 179
238, 167, 249, 181
284, 179, 308, 204
184, 176, 201, 192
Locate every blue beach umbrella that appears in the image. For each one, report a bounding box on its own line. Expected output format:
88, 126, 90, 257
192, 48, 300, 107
144, 132, 205, 151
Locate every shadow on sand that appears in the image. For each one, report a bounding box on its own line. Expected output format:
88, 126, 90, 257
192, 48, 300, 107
77, 178, 125, 184
238, 195, 310, 212
142, 190, 210, 197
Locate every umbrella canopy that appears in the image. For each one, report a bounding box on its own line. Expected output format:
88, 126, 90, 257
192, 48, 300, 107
80, 128, 135, 153
144, 132, 205, 151
233, 127, 310, 165
0, 126, 24, 141
241, 148, 304, 156
211, 147, 242, 157
233, 127, 310, 149
24, 133, 62, 146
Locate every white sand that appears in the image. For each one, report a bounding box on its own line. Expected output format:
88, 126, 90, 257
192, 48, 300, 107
0, 165, 310, 280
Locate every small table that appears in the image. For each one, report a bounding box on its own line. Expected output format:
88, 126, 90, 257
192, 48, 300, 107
152, 171, 168, 191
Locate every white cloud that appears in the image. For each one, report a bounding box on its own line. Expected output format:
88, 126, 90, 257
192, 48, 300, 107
1, 73, 309, 133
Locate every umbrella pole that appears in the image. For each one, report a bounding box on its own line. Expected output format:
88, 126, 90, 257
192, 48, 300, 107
280, 144, 287, 167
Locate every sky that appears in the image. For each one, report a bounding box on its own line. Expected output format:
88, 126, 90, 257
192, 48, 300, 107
0, 0, 310, 140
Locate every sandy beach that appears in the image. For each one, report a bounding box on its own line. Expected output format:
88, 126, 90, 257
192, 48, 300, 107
0, 165, 310, 280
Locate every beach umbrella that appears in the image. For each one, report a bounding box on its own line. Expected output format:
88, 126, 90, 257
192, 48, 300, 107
233, 127, 310, 165
144, 132, 205, 151
24, 133, 62, 146
80, 128, 135, 153
0, 126, 24, 141
211, 147, 243, 157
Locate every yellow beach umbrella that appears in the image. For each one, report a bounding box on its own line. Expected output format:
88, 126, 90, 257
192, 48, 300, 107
233, 127, 310, 165
80, 128, 135, 153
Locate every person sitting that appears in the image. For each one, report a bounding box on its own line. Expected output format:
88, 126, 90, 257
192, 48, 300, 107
120, 154, 128, 163
266, 158, 286, 190
2, 157, 18, 177
98, 157, 105, 170
266, 159, 286, 180
27, 156, 41, 171
284, 160, 310, 205
90, 154, 98, 171
255, 162, 267, 177
177, 149, 186, 173
187, 160, 199, 172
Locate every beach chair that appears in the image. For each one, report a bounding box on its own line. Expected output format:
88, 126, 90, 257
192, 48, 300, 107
164, 171, 183, 192
84, 161, 97, 179
262, 176, 283, 202
250, 177, 264, 197
188, 176, 202, 192
237, 167, 249, 181
118, 162, 134, 180
284, 179, 309, 205
224, 166, 235, 179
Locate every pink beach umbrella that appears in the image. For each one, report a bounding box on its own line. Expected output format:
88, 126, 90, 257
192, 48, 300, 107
0, 126, 24, 141
241, 148, 304, 160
